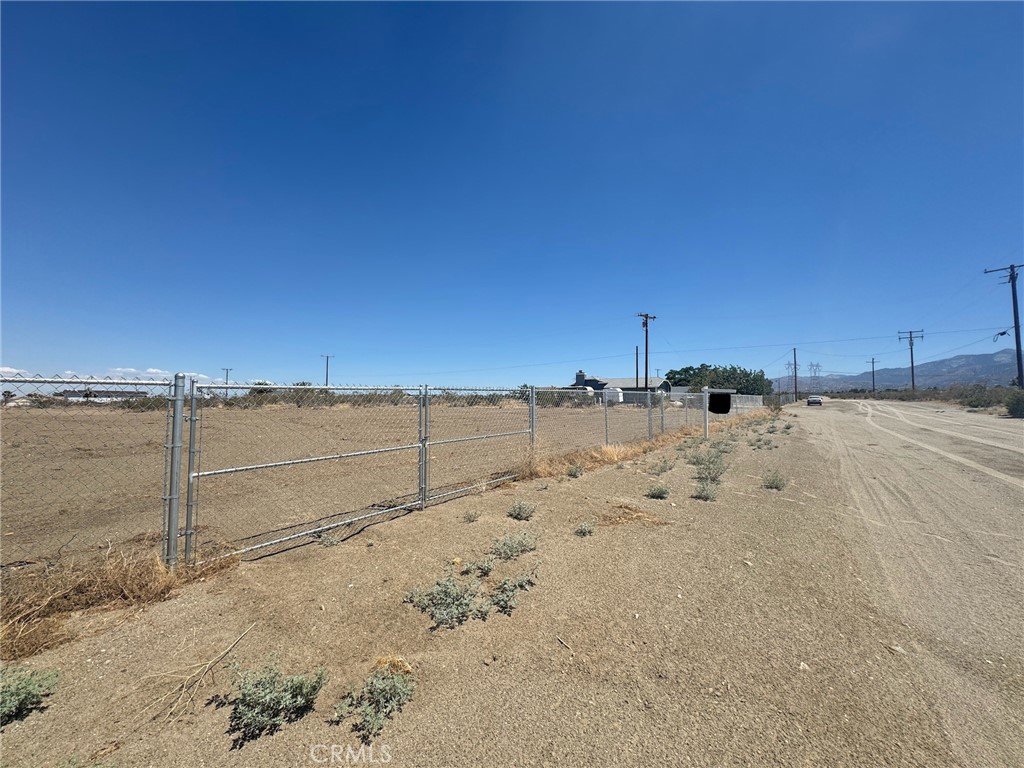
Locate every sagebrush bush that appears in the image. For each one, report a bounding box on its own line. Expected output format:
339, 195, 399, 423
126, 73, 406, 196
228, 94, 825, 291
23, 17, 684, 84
490, 531, 538, 561
567, 464, 584, 478
507, 501, 535, 521
336, 658, 416, 743
693, 480, 717, 502
405, 576, 479, 629
649, 458, 674, 476
575, 521, 595, 537
762, 470, 787, 491
645, 485, 670, 500
0, 666, 59, 725
462, 510, 481, 523
487, 572, 537, 616
226, 660, 326, 746
458, 559, 494, 578
1007, 390, 1024, 418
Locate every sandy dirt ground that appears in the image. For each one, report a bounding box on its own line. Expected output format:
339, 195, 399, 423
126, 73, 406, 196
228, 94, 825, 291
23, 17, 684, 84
1, 402, 1020, 767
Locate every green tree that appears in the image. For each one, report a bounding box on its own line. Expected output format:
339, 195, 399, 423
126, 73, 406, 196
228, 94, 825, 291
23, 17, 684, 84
664, 364, 773, 396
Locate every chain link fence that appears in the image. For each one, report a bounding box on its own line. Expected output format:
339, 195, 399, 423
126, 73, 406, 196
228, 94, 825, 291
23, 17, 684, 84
0, 376, 174, 566
1, 375, 767, 566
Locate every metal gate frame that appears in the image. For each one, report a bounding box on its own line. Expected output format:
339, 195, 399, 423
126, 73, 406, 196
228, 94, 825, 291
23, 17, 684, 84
176, 384, 534, 563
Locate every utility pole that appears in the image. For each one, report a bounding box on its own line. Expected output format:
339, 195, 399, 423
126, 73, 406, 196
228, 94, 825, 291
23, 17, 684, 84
321, 355, 334, 387
635, 346, 639, 389
898, 331, 923, 390
637, 313, 656, 391
792, 348, 799, 400
984, 264, 1024, 388
867, 358, 876, 392
222, 368, 232, 399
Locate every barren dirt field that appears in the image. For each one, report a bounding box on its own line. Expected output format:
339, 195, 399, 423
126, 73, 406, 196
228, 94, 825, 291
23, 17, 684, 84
0, 400, 718, 563
2, 402, 1020, 767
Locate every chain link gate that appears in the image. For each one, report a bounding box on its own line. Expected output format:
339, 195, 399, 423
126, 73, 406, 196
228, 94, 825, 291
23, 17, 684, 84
183, 384, 532, 562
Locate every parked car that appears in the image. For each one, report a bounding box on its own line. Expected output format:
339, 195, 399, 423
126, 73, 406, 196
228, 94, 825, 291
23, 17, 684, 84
806, 396, 823, 406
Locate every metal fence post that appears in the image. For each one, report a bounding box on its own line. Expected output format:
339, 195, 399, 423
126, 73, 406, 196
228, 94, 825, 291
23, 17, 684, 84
603, 393, 609, 445
659, 393, 665, 433
162, 373, 186, 568
418, 386, 428, 509
647, 391, 653, 439
529, 386, 537, 448
421, 386, 431, 508
702, 386, 710, 440
184, 378, 199, 564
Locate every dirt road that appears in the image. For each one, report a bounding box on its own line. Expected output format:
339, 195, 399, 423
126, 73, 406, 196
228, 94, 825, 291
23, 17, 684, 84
799, 399, 1023, 767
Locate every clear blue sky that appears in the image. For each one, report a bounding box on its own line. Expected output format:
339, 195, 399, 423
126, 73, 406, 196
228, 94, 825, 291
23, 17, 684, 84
3, 2, 1021, 388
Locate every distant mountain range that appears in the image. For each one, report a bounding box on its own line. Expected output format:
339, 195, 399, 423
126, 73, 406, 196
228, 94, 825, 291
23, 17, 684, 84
793, 349, 1019, 392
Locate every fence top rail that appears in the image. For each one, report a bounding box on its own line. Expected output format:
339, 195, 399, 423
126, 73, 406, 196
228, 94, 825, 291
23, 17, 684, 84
195, 383, 423, 394
1, 376, 173, 387
195, 383, 526, 394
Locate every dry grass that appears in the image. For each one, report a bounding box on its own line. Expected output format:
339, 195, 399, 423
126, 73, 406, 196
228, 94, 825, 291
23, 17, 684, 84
521, 414, 768, 481
1, 550, 236, 660
373, 655, 414, 676
600, 503, 669, 527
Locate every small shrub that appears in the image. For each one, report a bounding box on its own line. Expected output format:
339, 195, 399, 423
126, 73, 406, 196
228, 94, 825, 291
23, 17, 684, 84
0, 667, 59, 725
458, 559, 494, 578
692, 480, 718, 501
490, 531, 538, 561
487, 571, 537, 616
766, 423, 778, 434
336, 657, 415, 743
575, 521, 595, 537
405, 576, 479, 629
692, 453, 727, 483
649, 458, 674, 476
462, 510, 481, 523
313, 531, 342, 547
1007, 390, 1024, 418
507, 501, 535, 521
567, 464, 584, 478
226, 660, 326, 747
762, 470, 787, 491
645, 485, 670, 500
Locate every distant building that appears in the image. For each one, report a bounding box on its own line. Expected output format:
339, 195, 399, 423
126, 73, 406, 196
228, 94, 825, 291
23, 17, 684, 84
568, 370, 670, 405
570, 370, 671, 394
61, 389, 147, 404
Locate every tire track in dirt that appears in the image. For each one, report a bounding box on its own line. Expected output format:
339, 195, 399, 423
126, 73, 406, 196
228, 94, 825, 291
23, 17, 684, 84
801, 401, 1024, 768
867, 402, 1024, 458
858, 401, 1023, 488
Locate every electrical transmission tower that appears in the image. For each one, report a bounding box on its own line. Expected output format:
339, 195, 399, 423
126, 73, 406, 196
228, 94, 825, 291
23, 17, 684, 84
809, 362, 822, 392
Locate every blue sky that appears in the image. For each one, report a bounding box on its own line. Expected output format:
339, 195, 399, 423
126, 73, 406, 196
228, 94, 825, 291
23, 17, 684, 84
3, 2, 1021, 388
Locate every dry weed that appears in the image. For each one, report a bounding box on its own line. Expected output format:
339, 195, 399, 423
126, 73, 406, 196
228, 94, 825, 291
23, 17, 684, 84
1, 549, 236, 660
600, 503, 669, 527
520, 413, 768, 481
